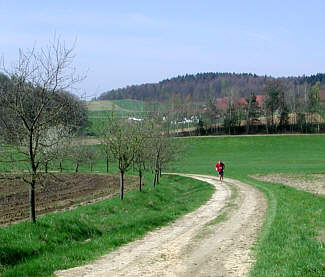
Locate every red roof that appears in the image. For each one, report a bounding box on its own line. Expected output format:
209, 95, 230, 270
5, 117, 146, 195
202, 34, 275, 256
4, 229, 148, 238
320, 90, 325, 101
256, 95, 264, 107
215, 98, 228, 110
236, 98, 247, 105
215, 95, 264, 110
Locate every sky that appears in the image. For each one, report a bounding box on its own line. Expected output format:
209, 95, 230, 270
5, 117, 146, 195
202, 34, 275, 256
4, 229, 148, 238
0, 0, 324, 98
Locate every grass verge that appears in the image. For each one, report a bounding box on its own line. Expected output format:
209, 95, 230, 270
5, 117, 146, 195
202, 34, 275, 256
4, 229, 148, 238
244, 176, 325, 277
0, 174, 214, 277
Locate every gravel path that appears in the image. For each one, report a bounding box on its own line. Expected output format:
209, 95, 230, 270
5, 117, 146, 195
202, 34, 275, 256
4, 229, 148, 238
55, 174, 266, 277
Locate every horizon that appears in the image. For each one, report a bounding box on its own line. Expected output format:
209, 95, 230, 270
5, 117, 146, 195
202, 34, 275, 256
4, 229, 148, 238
102, 71, 325, 92
1, 1, 324, 98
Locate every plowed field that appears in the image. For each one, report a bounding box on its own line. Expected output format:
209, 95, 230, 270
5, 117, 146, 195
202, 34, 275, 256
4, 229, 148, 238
0, 173, 137, 225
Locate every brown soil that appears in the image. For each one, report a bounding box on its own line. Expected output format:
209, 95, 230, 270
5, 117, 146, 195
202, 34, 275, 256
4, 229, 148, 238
252, 173, 325, 197
0, 173, 138, 225
55, 174, 266, 277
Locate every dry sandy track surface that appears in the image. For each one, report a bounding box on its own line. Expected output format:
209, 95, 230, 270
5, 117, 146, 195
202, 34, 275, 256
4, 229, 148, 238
56, 174, 266, 277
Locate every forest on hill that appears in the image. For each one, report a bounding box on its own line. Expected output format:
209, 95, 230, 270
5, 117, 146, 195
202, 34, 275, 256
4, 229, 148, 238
97, 72, 325, 102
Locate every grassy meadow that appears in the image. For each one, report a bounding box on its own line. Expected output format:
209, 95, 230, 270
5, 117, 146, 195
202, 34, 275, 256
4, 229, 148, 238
85, 100, 128, 112
86, 99, 164, 112
172, 134, 325, 277
172, 135, 325, 176
1, 108, 325, 277
86, 99, 165, 135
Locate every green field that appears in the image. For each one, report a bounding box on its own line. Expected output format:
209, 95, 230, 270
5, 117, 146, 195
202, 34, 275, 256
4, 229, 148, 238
171, 135, 325, 277
86, 99, 163, 135
85, 99, 196, 136
86, 99, 164, 112
1, 135, 325, 276
111, 99, 153, 111
172, 135, 325, 176
86, 100, 127, 112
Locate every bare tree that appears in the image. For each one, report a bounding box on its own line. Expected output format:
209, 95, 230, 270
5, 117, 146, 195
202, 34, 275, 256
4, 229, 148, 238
146, 117, 175, 187
245, 93, 260, 134
68, 141, 92, 173
307, 82, 321, 132
133, 121, 151, 192
100, 113, 138, 200
98, 114, 113, 173
263, 79, 284, 133
54, 144, 71, 173
84, 146, 99, 172
39, 126, 72, 173
100, 142, 112, 173
0, 37, 85, 222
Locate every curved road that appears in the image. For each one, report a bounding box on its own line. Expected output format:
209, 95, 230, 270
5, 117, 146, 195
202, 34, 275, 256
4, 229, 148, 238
56, 174, 266, 277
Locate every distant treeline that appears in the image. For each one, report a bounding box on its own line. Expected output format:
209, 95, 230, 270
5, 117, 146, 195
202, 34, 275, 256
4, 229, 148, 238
97, 72, 325, 101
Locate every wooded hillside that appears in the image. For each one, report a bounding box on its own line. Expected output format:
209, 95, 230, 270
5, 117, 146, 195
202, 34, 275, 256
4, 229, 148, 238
98, 72, 325, 101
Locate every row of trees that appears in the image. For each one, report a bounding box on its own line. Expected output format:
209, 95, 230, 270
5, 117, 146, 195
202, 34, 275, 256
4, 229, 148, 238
0, 38, 178, 223
98, 113, 177, 199
223, 79, 323, 134
0, 112, 176, 222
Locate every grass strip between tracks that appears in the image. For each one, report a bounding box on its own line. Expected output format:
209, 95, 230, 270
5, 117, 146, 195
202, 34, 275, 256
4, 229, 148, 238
205, 182, 238, 226
0, 174, 214, 277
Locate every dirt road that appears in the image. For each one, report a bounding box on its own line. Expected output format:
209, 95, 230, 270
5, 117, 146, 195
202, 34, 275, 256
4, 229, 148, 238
55, 174, 266, 277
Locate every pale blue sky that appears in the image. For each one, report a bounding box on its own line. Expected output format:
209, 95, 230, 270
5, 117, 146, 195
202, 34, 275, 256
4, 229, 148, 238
1, 0, 324, 98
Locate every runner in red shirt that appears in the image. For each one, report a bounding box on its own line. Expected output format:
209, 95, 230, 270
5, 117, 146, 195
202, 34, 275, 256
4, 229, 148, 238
216, 160, 225, 182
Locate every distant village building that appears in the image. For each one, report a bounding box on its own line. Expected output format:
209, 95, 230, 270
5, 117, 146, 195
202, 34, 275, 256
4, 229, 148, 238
215, 95, 264, 110
127, 117, 143, 122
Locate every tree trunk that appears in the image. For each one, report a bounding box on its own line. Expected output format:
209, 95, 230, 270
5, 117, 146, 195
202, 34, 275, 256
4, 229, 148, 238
246, 108, 250, 134
152, 151, 159, 187
59, 161, 63, 173
152, 172, 156, 187
139, 169, 142, 192
29, 178, 36, 223
271, 111, 273, 133
29, 132, 37, 223
106, 158, 109, 173
156, 169, 160, 184
45, 161, 48, 173
120, 170, 124, 200
265, 112, 269, 134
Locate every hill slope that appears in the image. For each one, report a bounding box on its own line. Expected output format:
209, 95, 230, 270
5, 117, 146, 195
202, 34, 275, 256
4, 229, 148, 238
98, 72, 325, 102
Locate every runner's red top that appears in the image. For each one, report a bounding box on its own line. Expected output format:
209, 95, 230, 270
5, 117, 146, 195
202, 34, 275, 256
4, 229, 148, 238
216, 162, 225, 172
